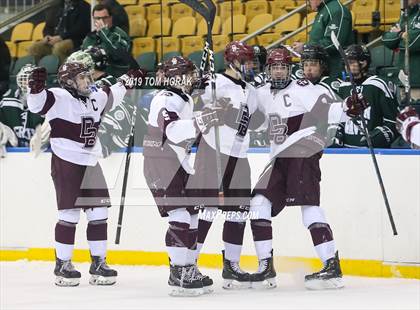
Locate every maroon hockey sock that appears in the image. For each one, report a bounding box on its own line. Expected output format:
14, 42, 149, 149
55, 221, 76, 245
222, 221, 246, 245
87, 220, 108, 241
250, 219, 272, 241
308, 223, 334, 246
166, 221, 190, 248
197, 219, 213, 245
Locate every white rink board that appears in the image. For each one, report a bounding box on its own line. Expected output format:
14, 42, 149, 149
0, 149, 419, 264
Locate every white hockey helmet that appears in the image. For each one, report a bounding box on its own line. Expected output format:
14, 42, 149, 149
66, 50, 95, 72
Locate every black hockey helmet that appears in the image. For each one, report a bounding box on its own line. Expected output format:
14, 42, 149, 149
301, 44, 329, 74
253, 45, 267, 74
345, 44, 371, 69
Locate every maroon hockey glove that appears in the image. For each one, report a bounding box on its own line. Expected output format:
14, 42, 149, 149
28, 67, 47, 94
396, 106, 420, 143
344, 93, 369, 118
118, 68, 147, 89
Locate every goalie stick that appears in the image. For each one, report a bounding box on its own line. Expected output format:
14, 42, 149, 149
179, 0, 224, 200
331, 31, 398, 235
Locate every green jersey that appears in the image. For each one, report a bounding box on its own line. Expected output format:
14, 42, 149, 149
0, 88, 44, 146
338, 75, 399, 148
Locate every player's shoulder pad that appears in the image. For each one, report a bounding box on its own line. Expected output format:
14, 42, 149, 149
363, 75, 394, 98
156, 90, 185, 113
296, 78, 311, 87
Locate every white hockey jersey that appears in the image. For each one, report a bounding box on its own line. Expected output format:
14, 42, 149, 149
256, 79, 346, 159
27, 83, 126, 166
200, 73, 262, 158
143, 88, 196, 174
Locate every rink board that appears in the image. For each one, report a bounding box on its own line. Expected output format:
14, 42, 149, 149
1, 148, 419, 279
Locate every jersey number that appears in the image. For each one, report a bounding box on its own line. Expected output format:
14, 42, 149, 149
80, 117, 98, 147
268, 114, 288, 145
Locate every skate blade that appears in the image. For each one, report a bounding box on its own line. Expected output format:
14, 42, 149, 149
55, 276, 80, 287
168, 286, 204, 297
305, 277, 344, 290
203, 285, 214, 294
222, 279, 252, 290
251, 278, 277, 289
89, 275, 117, 286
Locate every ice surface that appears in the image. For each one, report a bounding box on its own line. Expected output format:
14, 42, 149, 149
1, 261, 419, 310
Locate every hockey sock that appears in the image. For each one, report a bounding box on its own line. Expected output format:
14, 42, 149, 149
55, 220, 76, 261
86, 207, 108, 258
223, 212, 247, 263
166, 209, 191, 266
55, 209, 80, 260
87, 220, 107, 258
308, 222, 335, 264
187, 214, 199, 265
196, 207, 217, 257
250, 194, 273, 260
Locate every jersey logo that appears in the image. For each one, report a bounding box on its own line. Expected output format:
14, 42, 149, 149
114, 110, 125, 121
295, 69, 304, 79
268, 114, 288, 145
80, 117, 98, 147
331, 81, 341, 90
296, 79, 310, 86
236, 105, 250, 138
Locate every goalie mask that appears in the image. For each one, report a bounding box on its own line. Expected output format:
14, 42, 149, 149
163, 56, 198, 94
266, 48, 292, 89
224, 41, 255, 82
16, 64, 36, 98
58, 62, 95, 97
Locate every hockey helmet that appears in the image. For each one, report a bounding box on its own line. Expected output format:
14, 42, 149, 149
266, 48, 292, 89
253, 45, 267, 74
301, 44, 329, 72
16, 64, 36, 97
163, 56, 198, 93
58, 62, 94, 97
225, 41, 255, 81
345, 44, 371, 75
84, 46, 109, 71
66, 50, 95, 71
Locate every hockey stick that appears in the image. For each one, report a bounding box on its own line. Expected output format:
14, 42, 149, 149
180, 0, 224, 200
402, 0, 411, 103
331, 31, 398, 235
115, 102, 137, 244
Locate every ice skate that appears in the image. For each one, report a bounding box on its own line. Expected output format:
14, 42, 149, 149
194, 265, 214, 294
89, 256, 117, 286
305, 251, 344, 290
222, 250, 251, 289
54, 258, 81, 287
250, 250, 277, 289
168, 264, 204, 297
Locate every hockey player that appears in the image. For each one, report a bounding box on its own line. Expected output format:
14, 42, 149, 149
338, 44, 400, 148
143, 56, 227, 296
27, 62, 143, 286
0, 64, 44, 156
189, 41, 265, 289
252, 45, 268, 87
249, 48, 367, 290
301, 44, 344, 147
396, 105, 420, 148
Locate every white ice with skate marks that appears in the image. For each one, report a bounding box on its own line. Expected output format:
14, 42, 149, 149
1, 261, 419, 310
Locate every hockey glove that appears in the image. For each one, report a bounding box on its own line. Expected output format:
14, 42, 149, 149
344, 93, 369, 118
396, 106, 420, 144
30, 120, 51, 157
28, 67, 47, 94
195, 105, 230, 135
0, 122, 18, 158
118, 68, 147, 89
